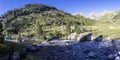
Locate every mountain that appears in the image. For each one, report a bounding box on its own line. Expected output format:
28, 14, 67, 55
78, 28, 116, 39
0, 4, 95, 39
86, 9, 120, 21
112, 9, 120, 21
88, 10, 117, 21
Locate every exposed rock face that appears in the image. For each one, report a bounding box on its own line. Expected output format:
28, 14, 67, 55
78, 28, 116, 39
28, 39, 120, 60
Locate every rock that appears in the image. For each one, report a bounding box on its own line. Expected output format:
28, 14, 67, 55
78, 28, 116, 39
36, 43, 43, 50
77, 34, 82, 41
47, 36, 60, 41
68, 33, 77, 40
80, 33, 93, 42
36, 43, 43, 47
99, 41, 112, 48
107, 54, 115, 60
83, 49, 91, 54
105, 36, 111, 41
73, 52, 76, 56
118, 51, 120, 55
115, 56, 120, 60
86, 33, 93, 41
88, 51, 96, 58
94, 35, 103, 42
11, 52, 20, 60
65, 50, 71, 54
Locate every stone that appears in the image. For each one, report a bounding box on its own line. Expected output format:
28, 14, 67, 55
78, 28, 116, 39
83, 49, 91, 54
86, 33, 93, 41
94, 35, 103, 42
77, 36, 80, 41
73, 52, 76, 56
68, 33, 77, 40
88, 51, 96, 58
118, 51, 120, 55
80, 33, 93, 42
107, 54, 115, 60
115, 56, 120, 60
46, 36, 60, 41
12, 52, 20, 60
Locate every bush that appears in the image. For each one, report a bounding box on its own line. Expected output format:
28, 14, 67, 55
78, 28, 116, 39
0, 23, 4, 43
0, 44, 10, 57
0, 41, 27, 59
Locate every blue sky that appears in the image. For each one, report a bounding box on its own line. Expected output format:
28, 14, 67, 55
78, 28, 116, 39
0, 0, 120, 16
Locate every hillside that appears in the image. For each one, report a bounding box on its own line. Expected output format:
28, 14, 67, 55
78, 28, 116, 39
0, 4, 95, 41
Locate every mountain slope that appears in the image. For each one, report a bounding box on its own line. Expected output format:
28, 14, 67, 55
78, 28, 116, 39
0, 4, 95, 40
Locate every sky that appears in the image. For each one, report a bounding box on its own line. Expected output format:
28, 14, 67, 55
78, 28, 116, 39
0, 0, 120, 16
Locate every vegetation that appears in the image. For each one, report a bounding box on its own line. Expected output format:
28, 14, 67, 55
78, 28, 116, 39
0, 4, 95, 41
66, 21, 71, 34
1, 4, 120, 41
35, 19, 44, 35
0, 3, 120, 59
74, 23, 81, 34
0, 41, 26, 58
1, 3, 120, 60
0, 22, 4, 43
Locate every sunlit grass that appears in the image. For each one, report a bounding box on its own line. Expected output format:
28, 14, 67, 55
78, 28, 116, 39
84, 25, 120, 40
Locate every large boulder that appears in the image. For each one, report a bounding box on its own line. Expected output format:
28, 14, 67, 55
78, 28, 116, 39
94, 35, 103, 42
115, 56, 120, 60
87, 51, 97, 58
67, 33, 77, 40
80, 33, 93, 42
107, 54, 115, 60
11, 52, 20, 60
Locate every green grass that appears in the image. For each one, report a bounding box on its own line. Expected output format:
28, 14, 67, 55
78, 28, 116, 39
84, 21, 120, 40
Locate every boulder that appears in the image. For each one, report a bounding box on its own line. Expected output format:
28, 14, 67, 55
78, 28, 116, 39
46, 36, 60, 42
68, 33, 77, 40
107, 54, 115, 60
11, 52, 20, 60
87, 51, 97, 58
80, 33, 93, 42
94, 35, 103, 42
115, 56, 120, 60
118, 51, 120, 55
83, 49, 91, 54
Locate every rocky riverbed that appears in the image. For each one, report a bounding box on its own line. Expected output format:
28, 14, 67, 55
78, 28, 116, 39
25, 39, 120, 60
